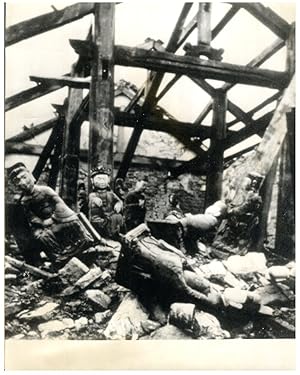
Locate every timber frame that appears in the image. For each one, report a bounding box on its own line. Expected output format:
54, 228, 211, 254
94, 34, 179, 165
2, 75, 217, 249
5, 2, 295, 211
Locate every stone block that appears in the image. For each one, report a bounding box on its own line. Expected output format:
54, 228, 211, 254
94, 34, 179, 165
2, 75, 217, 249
75, 267, 102, 289
58, 257, 89, 285
85, 289, 111, 310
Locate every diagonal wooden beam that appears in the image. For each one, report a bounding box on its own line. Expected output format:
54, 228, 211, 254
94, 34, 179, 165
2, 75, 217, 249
6, 117, 58, 142
227, 91, 282, 128
32, 117, 64, 180
235, 3, 291, 40
5, 82, 64, 112
5, 3, 94, 47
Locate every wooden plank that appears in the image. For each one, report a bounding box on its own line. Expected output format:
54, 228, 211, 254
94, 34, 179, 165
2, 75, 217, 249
6, 3, 94, 46
6, 117, 57, 142
114, 45, 288, 89
194, 102, 212, 124
5, 142, 43, 155
205, 90, 227, 206
30, 75, 90, 89
237, 3, 291, 40
88, 3, 115, 175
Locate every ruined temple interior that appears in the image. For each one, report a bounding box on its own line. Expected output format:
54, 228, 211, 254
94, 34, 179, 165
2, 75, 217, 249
4, 2, 296, 347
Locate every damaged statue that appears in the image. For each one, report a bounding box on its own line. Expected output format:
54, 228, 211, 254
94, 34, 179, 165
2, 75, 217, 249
7, 162, 94, 267
89, 165, 124, 240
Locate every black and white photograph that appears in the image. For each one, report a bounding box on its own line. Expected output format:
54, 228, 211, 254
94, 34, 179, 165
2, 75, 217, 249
3, 1, 296, 370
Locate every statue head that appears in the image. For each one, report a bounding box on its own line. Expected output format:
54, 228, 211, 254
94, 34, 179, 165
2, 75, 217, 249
7, 162, 35, 194
91, 165, 111, 190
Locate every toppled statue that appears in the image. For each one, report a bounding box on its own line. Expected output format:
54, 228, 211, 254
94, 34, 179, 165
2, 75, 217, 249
148, 200, 228, 254
89, 165, 124, 240
7, 163, 94, 266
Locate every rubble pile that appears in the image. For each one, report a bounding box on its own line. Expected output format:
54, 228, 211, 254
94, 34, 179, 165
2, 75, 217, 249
5, 233, 295, 340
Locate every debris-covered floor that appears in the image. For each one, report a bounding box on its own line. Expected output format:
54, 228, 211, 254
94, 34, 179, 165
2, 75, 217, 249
5, 231, 295, 341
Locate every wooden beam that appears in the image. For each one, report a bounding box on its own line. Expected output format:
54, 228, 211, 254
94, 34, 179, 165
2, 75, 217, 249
5, 82, 63, 112
5, 3, 94, 47
114, 45, 288, 89
225, 111, 273, 149
88, 3, 115, 175
30, 75, 90, 89
194, 102, 212, 124
227, 91, 282, 128
59, 28, 92, 209
48, 123, 64, 189
6, 117, 58, 142
205, 90, 227, 207
114, 110, 211, 140
32, 118, 64, 180
237, 3, 291, 40
5, 143, 202, 172
211, 4, 240, 39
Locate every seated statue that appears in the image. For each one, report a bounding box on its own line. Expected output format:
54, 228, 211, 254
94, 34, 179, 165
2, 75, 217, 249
7, 162, 94, 267
88, 165, 124, 240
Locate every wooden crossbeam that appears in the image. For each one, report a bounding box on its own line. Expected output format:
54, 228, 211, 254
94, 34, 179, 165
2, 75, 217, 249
6, 117, 58, 142
114, 110, 211, 140
236, 3, 291, 40
114, 45, 288, 89
5, 3, 95, 47
5, 142, 199, 171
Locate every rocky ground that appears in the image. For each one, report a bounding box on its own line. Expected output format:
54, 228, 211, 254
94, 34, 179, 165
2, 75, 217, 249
5, 235, 295, 341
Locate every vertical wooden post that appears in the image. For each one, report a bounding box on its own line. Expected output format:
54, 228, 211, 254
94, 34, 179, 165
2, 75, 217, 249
88, 3, 115, 182
197, 3, 212, 45
205, 89, 227, 207
275, 138, 294, 258
59, 82, 83, 208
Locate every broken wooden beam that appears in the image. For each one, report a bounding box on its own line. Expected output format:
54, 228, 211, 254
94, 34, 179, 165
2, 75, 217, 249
29, 75, 90, 89
5, 3, 95, 47
5, 82, 63, 112
88, 3, 115, 173
6, 118, 58, 142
